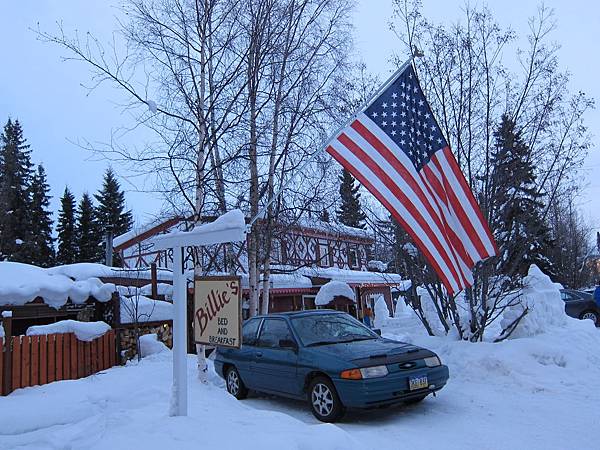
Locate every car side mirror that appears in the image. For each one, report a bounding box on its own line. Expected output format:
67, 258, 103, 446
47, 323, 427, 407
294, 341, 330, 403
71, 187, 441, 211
373, 328, 382, 336
279, 339, 298, 351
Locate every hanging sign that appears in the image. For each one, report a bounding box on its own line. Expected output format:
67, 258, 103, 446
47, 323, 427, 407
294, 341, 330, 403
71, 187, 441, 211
193, 276, 242, 348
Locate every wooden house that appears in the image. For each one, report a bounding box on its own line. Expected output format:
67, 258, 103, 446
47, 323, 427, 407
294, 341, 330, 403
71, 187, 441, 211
113, 216, 409, 319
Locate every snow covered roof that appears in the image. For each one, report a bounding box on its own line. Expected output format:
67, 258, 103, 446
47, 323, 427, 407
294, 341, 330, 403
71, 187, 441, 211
0, 262, 116, 308
120, 295, 174, 324
151, 209, 246, 249
293, 217, 373, 240
292, 266, 410, 288
113, 216, 181, 248
47, 263, 173, 281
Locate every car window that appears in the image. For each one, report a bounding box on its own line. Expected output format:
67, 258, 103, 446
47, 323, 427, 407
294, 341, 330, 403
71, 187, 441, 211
257, 319, 293, 348
291, 313, 377, 346
242, 319, 261, 345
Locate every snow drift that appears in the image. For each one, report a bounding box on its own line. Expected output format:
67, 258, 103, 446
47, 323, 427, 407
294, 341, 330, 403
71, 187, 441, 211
500, 264, 568, 338
139, 333, 169, 357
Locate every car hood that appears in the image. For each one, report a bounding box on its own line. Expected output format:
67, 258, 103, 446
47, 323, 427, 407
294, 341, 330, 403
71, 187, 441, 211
310, 338, 435, 366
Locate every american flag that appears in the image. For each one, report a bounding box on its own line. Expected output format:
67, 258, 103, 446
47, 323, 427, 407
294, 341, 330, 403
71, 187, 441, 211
326, 65, 497, 294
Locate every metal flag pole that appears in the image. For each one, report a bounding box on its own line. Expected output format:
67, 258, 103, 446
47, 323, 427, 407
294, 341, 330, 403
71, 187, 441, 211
246, 53, 419, 231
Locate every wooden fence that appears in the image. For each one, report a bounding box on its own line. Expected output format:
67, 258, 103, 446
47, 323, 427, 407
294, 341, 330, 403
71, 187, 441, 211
1, 330, 116, 396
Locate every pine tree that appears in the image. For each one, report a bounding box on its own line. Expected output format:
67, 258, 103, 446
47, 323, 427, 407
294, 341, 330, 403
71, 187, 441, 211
27, 165, 55, 266
94, 167, 133, 238
0, 119, 33, 261
336, 169, 367, 229
76, 193, 102, 262
56, 187, 77, 265
490, 114, 555, 278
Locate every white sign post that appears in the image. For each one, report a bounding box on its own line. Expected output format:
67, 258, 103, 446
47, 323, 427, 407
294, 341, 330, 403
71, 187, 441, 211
151, 210, 247, 417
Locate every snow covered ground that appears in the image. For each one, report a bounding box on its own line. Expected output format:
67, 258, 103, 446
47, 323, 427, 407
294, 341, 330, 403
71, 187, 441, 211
1, 315, 599, 449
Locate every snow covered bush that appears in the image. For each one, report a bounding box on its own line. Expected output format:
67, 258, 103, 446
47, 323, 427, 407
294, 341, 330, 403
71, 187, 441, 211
499, 265, 567, 339
315, 281, 355, 306
139, 333, 169, 358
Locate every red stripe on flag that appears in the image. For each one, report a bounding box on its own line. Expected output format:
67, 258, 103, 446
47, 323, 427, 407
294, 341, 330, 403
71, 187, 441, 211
350, 120, 471, 286
336, 133, 464, 290
429, 154, 489, 260
326, 145, 457, 292
442, 147, 498, 255
417, 171, 476, 268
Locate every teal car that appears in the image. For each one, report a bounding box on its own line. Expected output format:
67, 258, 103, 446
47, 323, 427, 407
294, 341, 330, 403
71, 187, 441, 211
214, 310, 449, 422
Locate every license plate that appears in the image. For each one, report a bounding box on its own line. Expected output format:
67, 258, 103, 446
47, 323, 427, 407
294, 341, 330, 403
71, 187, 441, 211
409, 375, 428, 391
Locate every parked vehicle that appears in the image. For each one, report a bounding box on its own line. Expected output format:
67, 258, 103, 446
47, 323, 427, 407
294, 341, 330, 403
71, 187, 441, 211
214, 310, 449, 422
560, 289, 600, 326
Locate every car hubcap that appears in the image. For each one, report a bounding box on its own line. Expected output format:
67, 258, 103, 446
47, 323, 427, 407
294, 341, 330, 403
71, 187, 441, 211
312, 383, 334, 417
227, 371, 239, 395
582, 312, 597, 323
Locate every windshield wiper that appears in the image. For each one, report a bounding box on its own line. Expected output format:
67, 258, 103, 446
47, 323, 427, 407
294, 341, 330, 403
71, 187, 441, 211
306, 340, 337, 347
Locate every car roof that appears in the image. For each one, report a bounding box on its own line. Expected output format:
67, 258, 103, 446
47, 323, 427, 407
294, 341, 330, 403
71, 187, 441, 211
251, 309, 345, 320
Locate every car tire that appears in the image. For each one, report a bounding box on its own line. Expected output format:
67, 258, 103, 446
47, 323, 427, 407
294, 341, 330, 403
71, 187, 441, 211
580, 310, 599, 326
308, 376, 345, 423
404, 395, 427, 405
225, 366, 248, 400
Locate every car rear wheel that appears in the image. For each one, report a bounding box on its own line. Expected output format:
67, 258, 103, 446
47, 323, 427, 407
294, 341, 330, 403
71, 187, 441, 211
308, 377, 344, 423
225, 367, 248, 400
580, 310, 599, 326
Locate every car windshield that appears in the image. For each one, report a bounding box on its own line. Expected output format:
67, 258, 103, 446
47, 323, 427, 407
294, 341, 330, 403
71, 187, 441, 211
290, 313, 378, 347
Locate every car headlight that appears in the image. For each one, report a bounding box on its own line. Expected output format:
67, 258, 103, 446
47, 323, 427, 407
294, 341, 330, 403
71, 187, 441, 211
424, 356, 441, 367
340, 365, 389, 380
360, 365, 389, 378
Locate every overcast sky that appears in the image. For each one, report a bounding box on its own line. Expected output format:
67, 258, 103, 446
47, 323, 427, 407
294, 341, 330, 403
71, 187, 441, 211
1, 0, 598, 230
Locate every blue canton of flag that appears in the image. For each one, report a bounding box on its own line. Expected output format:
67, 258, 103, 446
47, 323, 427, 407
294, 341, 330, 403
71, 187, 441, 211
364, 67, 448, 171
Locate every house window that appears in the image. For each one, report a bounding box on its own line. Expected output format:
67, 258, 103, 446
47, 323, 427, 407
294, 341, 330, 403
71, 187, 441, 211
318, 242, 331, 267
348, 248, 359, 268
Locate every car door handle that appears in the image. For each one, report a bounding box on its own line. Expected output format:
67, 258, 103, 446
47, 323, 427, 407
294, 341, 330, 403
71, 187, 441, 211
255, 352, 263, 357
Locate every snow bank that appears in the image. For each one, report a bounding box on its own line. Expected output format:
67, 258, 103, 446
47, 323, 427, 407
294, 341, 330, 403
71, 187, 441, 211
120, 295, 173, 323
315, 280, 355, 306
0, 353, 360, 450
373, 295, 390, 328
26, 320, 111, 342
0, 262, 116, 308
501, 265, 568, 339
139, 333, 169, 357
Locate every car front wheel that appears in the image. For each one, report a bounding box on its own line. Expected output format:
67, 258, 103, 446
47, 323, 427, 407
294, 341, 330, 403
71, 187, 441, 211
580, 311, 599, 326
308, 377, 344, 422
225, 367, 248, 400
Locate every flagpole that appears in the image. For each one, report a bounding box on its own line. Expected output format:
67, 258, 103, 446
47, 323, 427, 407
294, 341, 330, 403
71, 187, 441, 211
246, 53, 419, 231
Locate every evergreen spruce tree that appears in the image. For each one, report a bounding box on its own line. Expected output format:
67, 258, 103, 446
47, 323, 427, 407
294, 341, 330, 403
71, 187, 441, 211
490, 114, 555, 278
0, 119, 33, 261
76, 193, 102, 262
94, 167, 133, 238
56, 187, 77, 265
336, 169, 367, 229
27, 165, 55, 266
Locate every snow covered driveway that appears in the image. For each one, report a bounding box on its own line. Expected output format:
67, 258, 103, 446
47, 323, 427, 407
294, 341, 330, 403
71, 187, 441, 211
1, 319, 599, 450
